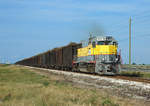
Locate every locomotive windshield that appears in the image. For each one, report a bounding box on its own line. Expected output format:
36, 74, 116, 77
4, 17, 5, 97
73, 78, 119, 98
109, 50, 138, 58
97, 41, 111, 45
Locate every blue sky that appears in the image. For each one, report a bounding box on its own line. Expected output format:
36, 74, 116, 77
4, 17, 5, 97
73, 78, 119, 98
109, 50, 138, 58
0, 0, 150, 64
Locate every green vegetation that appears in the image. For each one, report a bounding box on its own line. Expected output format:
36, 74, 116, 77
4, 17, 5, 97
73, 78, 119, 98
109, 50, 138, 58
123, 64, 150, 69
120, 71, 143, 77
0, 64, 11, 67
120, 71, 150, 79
121, 64, 150, 78
0, 65, 147, 106
102, 97, 119, 106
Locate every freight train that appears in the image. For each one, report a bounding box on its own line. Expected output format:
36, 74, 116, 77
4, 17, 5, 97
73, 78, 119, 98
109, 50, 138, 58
16, 35, 121, 75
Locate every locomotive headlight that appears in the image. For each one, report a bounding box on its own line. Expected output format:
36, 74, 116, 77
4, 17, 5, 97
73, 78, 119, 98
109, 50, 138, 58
116, 58, 118, 61
102, 58, 105, 61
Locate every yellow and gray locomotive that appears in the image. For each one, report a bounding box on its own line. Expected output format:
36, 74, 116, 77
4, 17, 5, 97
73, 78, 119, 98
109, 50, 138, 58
73, 35, 121, 75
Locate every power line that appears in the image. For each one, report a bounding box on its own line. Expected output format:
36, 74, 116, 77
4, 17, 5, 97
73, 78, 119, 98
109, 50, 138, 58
108, 10, 150, 34
118, 33, 150, 44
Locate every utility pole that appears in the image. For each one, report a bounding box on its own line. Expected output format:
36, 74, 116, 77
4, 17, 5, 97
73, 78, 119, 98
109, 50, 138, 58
129, 17, 131, 65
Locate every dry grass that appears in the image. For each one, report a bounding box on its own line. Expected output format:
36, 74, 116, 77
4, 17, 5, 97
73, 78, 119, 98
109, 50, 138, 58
0, 64, 149, 106
123, 64, 150, 69
120, 71, 150, 79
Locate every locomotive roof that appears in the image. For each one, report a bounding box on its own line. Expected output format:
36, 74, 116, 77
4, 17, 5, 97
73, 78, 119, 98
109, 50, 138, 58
91, 36, 116, 42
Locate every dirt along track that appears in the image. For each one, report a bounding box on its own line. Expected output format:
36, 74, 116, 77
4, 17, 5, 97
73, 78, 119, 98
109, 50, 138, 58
74, 71, 150, 84
59, 69, 150, 84
18, 65, 150, 101
107, 76, 150, 84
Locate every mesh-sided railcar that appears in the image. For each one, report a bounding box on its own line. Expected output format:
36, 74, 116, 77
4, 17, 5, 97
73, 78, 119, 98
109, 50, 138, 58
16, 43, 81, 71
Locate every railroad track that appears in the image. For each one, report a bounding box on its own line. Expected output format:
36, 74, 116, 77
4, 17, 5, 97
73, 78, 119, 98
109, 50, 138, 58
108, 76, 150, 84
84, 73, 150, 84
21, 65, 150, 84
70, 69, 150, 84
47, 69, 150, 84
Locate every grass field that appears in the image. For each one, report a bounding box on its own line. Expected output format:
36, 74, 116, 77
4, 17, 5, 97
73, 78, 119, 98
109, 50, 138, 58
123, 64, 150, 69
121, 64, 150, 78
120, 71, 150, 78
0, 64, 149, 106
